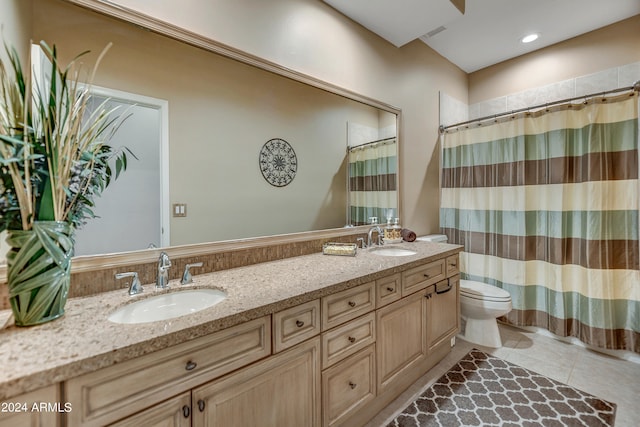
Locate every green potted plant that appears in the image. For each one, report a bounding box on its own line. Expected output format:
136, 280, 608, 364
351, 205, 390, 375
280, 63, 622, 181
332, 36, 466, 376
0, 41, 130, 326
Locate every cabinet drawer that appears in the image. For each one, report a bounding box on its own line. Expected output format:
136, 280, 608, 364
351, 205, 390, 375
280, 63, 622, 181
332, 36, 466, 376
66, 316, 271, 427
401, 258, 445, 296
321, 282, 375, 330
321, 344, 376, 427
321, 312, 375, 368
273, 299, 321, 353
446, 254, 460, 277
375, 273, 401, 308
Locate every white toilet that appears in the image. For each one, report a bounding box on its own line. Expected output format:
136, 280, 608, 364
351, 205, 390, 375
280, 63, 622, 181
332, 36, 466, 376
416, 235, 513, 347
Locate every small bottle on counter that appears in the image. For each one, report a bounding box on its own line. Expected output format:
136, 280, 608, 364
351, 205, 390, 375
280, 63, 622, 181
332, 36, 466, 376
392, 218, 402, 240
384, 219, 393, 242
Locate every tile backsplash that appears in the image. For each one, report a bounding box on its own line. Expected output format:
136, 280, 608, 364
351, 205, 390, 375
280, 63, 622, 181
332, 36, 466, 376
441, 60, 640, 127
0, 232, 367, 310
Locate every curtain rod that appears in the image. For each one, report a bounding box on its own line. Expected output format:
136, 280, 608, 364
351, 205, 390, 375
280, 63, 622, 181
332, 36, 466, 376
348, 136, 396, 151
440, 80, 640, 133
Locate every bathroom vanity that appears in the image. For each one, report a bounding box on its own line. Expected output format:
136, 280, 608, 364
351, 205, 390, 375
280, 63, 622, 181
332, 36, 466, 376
0, 241, 461, 427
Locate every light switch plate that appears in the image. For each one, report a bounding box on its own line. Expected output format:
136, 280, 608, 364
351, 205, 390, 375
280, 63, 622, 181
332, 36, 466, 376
173, 203, 187, 217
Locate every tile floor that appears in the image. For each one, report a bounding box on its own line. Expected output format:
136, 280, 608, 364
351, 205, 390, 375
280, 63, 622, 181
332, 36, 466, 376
365, 324, 640, 427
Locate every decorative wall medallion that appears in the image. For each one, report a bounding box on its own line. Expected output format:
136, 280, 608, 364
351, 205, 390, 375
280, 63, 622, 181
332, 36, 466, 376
259, 138, 297, 187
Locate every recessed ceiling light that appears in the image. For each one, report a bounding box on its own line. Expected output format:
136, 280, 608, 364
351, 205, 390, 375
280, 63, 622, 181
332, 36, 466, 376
521, 33, 539, 44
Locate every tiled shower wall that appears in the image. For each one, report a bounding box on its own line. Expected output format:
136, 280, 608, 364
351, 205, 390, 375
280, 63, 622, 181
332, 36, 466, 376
440, 61, 640, 127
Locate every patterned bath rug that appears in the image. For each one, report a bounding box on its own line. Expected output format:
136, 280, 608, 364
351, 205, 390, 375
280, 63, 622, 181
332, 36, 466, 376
387, 348, 616, 427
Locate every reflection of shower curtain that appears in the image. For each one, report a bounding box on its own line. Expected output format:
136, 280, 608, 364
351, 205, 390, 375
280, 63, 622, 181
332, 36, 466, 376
348, 140, 397, 225
440, 93, 639, 353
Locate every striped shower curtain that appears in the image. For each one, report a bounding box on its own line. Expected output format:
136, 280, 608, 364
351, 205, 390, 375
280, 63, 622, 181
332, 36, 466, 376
348, 139, 397, 225
440, 93, 639, 353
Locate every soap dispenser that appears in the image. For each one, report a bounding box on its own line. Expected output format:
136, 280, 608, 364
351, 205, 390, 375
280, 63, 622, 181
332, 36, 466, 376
384, 219, 393, 243
392, 218, 402, 241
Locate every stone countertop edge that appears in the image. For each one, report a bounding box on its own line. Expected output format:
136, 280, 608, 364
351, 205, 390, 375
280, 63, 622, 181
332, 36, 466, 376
0, 241, 462, 400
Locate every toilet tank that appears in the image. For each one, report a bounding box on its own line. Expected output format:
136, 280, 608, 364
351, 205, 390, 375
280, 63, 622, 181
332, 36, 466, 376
415, 234, 448, 243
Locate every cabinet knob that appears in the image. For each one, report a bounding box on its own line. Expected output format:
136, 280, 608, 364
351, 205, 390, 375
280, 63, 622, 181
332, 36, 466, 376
348, 336, 356, 344
197, 399, 205, 412
295, 320, 305, 328
386, 287, 394, 292
348, 301, 356, 307
349, 381, 357, 389
182, 405, 190, 418
185, 361, 197, 371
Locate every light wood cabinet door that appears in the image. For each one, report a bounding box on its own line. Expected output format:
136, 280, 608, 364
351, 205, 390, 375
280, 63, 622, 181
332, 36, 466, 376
376, 291, 427, 393
192, 338, 321, 427
109, 392, 191, 427
321, 345, 376, 427
427, 276, 460, 352
0, 385, 60, 427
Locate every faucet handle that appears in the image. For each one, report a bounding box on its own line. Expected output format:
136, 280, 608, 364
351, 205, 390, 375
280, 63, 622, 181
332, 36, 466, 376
115, 272, 143, 296
159, 251, 172, 268
181, 262, 203, 285
356, 237, 366, 249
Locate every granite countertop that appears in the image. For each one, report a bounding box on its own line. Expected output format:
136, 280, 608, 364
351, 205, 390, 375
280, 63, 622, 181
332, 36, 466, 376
0, 241, 461, 400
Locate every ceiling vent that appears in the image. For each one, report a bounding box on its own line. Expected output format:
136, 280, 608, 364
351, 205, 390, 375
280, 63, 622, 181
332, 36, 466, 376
423, 26, 447, 39
323, 0, 463, 47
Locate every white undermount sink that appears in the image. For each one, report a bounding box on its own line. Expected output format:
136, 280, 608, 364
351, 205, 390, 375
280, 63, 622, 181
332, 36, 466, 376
108, 288, 227, 324
369, 246, 417, 257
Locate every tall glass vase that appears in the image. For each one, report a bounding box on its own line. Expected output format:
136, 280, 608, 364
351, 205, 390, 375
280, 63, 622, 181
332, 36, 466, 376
6, 221, 74, 326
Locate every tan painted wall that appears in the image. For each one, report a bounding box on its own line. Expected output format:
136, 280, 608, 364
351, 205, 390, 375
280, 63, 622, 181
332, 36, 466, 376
469, 15, 640, 104
4, 0, 466, 248
0, 0, 32, 64
94, 0, 469, 237
32, 0, 396, 245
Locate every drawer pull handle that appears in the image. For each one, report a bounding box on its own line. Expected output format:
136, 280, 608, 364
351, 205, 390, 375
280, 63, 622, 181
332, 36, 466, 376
349, 381, 357, 389
386, 286, 394, 292
449, 262, 457, 267
185, 361, 197, 371
348, 336, 356, 343
197, 399, 205, 412
436, 284, 453, 294
295, 320, 305, 328
424, 274, 430, 278
348, 301, 356, 307
425, 293, 433, 299
182, 405, 190, 418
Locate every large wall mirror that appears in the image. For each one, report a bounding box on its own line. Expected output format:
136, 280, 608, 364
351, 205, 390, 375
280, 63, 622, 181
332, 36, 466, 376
2, 0, 401, 267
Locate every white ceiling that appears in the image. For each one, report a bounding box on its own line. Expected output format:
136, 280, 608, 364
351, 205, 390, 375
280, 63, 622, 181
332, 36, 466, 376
323, 0, 640, 73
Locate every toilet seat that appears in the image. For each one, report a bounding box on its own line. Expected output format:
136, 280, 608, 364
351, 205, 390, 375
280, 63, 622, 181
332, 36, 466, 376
460, 279, 511, 302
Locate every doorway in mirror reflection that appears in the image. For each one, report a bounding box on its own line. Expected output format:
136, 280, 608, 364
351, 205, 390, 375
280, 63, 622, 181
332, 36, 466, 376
73, 87, 170, 256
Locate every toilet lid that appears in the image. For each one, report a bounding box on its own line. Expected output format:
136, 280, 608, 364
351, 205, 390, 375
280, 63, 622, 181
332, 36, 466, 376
460, 279, 511, 302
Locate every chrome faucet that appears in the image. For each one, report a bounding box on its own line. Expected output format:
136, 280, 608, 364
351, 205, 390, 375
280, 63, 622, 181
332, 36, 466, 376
156, 251, 172, 289
367, 225, 383, 247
